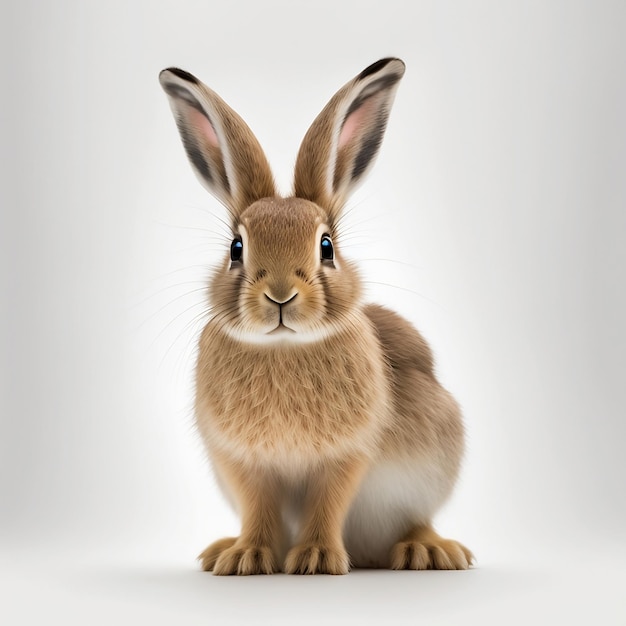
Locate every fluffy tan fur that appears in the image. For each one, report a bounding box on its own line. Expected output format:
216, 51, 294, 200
160, 58, 473, 574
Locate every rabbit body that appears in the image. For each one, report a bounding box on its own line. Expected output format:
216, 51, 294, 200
196, 294, 463, 569
160, 59, 472, 573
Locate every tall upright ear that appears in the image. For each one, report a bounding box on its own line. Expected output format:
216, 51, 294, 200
159, 68, 276, 220
293, 58, 405, 221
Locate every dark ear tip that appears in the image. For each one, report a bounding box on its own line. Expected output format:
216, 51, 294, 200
159, 67, 199, 85
358, 57, 405, 80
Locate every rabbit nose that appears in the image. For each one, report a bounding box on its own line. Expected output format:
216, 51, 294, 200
264, 292, 298, 306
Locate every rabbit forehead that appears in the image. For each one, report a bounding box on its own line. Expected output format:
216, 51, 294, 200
239, 198, 329, 261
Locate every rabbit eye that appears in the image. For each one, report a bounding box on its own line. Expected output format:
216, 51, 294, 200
230, 237, 243, 262
320, 235, 334, 261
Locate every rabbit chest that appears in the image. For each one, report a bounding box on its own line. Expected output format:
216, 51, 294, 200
195, 324, 391, 470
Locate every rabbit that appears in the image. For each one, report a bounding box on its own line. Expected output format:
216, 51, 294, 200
159, 58, 473, 575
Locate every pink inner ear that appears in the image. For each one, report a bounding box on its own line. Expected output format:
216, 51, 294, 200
337, 96, 378, 150
189, 106, 220, 148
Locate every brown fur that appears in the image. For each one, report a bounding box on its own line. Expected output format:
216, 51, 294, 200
390, 525, 474, 570
365, 304, 464, 464
160, 59, 473, 574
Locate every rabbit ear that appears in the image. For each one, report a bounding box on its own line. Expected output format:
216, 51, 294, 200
159, 68, 276, 220
293, 58, 405, 222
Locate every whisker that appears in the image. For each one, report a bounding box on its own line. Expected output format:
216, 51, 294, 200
160, 306, 211, 375
134, 287, 209, 332
358, 258, 423, 270
362, 281, 443, 308
131, 281, 208, 310
147, 300, 209, 352
148, 264, 212, 280
173, 203, 233, 234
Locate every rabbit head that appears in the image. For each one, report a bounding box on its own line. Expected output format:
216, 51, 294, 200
159, 59, 405, 344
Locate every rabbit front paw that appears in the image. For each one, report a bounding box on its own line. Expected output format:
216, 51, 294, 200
211, 542, 278, 575
284, 543, 350, 575
198, 537, 238, 571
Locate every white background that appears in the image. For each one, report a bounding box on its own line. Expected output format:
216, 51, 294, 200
2, 1, 625, 624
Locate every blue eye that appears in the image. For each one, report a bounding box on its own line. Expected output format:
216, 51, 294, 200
230, 238, 243, 262
320, 235, 334, 261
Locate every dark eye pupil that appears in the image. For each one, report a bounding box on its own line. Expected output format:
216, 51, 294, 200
320, 236, 334, 261
230, 238, 243, 262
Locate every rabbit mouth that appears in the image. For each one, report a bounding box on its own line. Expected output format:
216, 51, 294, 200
220, 318, 337, 345
267, 323, 297, 336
